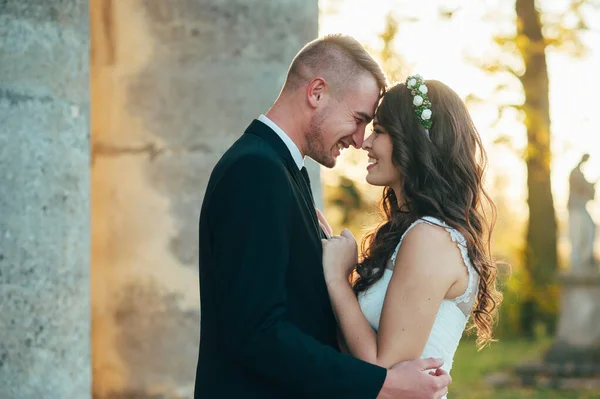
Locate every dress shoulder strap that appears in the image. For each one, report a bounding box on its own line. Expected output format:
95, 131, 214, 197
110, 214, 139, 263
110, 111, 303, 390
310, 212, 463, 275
390, 218, 434, 267
389, 217, 478, 304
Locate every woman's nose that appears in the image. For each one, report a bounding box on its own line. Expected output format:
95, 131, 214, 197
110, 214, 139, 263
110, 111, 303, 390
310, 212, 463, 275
362, 134, 373, 150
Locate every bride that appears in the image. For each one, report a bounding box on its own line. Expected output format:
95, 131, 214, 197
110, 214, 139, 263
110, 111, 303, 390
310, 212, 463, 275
320, 76, 503, 395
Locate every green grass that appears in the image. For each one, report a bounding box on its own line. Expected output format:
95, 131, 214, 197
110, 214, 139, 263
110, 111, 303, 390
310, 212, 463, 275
449, 337, 599, 398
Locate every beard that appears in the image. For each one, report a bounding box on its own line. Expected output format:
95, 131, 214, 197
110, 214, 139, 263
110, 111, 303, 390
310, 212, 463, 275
306, 109, 336, 168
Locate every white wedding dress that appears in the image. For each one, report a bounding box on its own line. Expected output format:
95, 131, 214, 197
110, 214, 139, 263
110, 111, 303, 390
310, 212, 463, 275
358, 216, 479, 394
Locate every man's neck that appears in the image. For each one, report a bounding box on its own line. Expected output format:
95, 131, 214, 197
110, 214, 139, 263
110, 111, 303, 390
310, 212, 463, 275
265, 103, 306, 157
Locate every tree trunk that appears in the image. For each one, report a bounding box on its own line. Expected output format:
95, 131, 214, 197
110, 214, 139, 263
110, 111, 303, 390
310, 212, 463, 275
515, 0, 559, 337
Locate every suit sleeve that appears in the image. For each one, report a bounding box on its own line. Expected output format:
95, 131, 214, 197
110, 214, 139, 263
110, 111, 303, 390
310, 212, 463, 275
208, 155, 386, 398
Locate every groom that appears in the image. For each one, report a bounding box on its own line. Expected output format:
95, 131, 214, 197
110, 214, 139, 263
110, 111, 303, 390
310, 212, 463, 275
195, 34, 451, 398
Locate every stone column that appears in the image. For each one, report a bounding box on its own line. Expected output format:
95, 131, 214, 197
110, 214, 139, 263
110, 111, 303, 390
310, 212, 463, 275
0, 1, 91, 398
91, 0, 318, 397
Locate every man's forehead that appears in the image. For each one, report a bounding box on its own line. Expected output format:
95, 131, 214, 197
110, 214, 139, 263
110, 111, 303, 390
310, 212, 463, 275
342, 75, 380, 120
352, 94, 379, 120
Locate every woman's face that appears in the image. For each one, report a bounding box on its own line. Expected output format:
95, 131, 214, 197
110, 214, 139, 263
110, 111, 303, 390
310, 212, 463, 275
362, 119, 402, 189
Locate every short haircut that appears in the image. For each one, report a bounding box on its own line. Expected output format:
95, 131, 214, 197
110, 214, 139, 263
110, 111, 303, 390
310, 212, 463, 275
284, 34, 387, 97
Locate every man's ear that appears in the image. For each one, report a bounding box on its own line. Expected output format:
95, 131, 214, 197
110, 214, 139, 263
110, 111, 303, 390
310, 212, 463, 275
306, 77, 327, 109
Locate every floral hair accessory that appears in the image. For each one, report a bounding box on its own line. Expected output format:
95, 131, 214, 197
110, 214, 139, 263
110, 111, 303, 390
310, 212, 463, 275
406, 74, 432, 133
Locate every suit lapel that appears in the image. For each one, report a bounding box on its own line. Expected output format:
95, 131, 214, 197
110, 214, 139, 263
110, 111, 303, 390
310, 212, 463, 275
293, 168, 321, 237
245, 120, 323, 239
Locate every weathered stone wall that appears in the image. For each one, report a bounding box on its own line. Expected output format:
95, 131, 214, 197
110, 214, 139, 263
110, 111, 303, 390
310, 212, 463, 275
0, 1, 91, 398
91, 0, 318, 397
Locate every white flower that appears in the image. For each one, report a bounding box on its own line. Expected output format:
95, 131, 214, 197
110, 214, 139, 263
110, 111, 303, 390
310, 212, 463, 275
413, 95, 424, 106
418, 84, 428, 94
407, 78, 417, 88
421, 109, 432, 120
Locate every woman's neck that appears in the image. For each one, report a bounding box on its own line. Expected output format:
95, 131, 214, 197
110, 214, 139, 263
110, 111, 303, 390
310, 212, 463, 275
391, 185, 408, 210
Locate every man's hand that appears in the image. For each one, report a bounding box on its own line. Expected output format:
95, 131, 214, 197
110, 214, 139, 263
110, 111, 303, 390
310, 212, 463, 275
377, 358, 451, 399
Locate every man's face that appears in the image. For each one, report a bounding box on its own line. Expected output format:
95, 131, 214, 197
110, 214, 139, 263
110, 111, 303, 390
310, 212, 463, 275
305, 73, 381, 168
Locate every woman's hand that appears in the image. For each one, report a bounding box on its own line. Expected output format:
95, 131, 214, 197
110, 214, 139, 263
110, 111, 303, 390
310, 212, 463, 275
315, 207, 333, 238
322, 229, 358, 286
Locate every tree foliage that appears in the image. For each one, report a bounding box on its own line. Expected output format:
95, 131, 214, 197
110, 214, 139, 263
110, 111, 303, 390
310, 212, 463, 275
467, 0, 598, 336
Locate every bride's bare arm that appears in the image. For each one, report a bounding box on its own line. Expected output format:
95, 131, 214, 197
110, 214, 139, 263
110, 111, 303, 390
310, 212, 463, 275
322, 223, 466, 368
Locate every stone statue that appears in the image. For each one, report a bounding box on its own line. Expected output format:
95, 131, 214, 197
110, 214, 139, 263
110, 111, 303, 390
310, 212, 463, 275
568, 153, 597, 272
543, 154, 600, 370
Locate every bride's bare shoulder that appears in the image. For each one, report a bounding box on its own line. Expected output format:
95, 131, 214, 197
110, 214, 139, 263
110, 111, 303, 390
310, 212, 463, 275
394, 221, 466, 280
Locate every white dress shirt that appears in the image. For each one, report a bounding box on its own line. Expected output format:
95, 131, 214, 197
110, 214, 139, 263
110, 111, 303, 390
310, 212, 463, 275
258, 114, 304, 170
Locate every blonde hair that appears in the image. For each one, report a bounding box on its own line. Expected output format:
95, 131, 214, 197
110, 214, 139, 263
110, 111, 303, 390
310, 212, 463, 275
284, 34, 387, 97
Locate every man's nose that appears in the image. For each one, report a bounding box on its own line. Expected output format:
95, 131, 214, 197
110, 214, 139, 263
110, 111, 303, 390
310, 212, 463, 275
352, 128, 366, 149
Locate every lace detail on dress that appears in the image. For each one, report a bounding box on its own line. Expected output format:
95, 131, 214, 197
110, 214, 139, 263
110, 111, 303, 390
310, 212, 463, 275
389, 218, 426, 267
389, 216, 477, 305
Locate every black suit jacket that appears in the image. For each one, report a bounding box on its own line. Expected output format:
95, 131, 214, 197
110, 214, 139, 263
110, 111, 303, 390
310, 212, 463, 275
195, 120, 386, 398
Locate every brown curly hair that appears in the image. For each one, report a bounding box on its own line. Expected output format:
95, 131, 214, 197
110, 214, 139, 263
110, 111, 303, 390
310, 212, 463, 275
353, 80, 503, 348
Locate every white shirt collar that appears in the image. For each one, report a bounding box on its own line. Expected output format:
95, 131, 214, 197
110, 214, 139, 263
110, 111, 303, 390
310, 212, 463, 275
258, 114, 304, 170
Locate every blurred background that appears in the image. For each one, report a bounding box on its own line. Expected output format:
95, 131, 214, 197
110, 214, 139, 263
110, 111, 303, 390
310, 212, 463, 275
320, 1, 600, 398
1, 0, 599, 398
